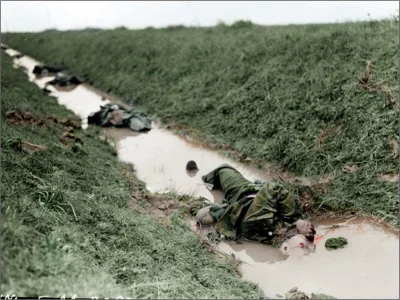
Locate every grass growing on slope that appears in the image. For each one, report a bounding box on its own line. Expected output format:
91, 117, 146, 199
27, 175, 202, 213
3, 19, 399, 226
0, 53, 263, 298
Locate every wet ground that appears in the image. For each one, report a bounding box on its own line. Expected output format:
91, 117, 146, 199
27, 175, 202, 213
218, 218, 399, 299
5, 48, 399, 299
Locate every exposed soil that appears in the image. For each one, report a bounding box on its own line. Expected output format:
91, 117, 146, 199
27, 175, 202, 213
6, 109, 81, 129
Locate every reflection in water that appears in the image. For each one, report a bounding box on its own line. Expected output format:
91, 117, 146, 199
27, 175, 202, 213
186, 169, 198, 178
7, 50, 399, 300
222, 240, 287, 264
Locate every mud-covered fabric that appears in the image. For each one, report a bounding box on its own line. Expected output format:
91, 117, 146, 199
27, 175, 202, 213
202, 164, 259, 204
33, 65, 64, 76
47, 75, 81, 86
203, 164, 300, 243
325, 237, 348, 250
88, 103, 152, 132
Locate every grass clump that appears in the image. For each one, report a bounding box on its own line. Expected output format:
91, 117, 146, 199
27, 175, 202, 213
1, 53, 263, 298
2, 18, 399, 225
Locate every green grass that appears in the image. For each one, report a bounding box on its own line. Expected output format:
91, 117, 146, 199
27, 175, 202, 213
4, 19, 398, 224
0, 53, 263, 298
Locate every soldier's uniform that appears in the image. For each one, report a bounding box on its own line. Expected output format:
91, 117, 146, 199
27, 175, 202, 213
202, 164, 300, 244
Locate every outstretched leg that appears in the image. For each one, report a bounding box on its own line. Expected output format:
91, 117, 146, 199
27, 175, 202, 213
202, 164, 255, 204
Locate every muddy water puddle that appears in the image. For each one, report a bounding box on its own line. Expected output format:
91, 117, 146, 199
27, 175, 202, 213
6, 50, 399, 299
189, 216, 399, 299
116, 126, 275, 201
218, 218, 399, 299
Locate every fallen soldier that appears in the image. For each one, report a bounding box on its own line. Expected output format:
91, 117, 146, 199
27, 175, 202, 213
12, 53, 24, 59
32, 65, 64, 77
88, 103, 152, 132
46, 75, 82, 86
198, 164, 316, 250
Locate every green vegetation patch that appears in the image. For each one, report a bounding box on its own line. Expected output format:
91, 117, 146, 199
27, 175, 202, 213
325, 237, 348, 251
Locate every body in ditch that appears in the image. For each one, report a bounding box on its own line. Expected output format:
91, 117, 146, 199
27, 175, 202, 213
197, 164, 316, 255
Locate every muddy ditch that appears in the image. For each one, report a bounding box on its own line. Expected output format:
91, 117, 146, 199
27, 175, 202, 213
4, 48, 399, 299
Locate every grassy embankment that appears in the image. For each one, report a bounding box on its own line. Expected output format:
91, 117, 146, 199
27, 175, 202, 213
0, 53, 263, 298
4, 19, 398, 224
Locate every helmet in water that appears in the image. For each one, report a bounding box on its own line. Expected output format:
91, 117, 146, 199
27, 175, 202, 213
186, 160, 199, 172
